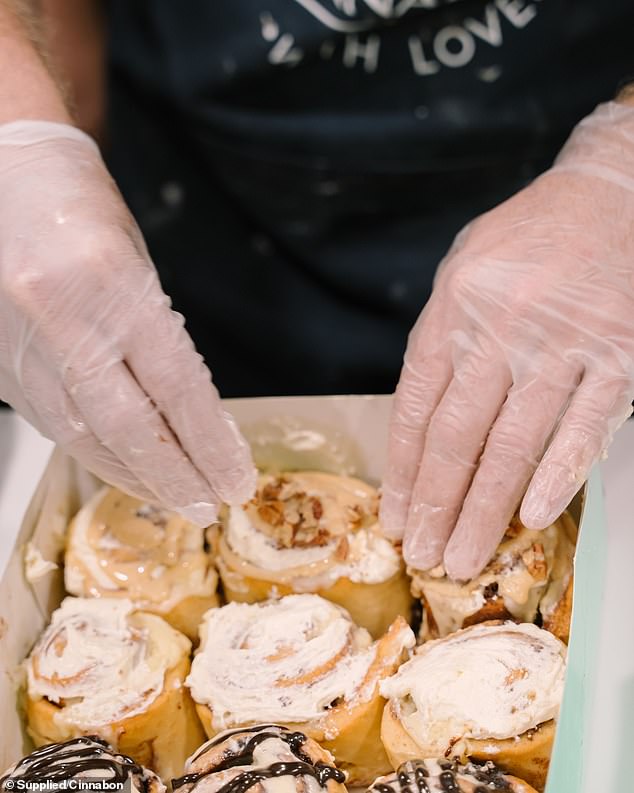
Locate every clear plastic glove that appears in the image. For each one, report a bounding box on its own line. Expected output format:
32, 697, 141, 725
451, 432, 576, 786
380, 101, 634, 580
0, 121, 256, 524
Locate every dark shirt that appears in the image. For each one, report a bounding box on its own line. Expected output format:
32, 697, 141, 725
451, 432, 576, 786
106, 1, 634, 396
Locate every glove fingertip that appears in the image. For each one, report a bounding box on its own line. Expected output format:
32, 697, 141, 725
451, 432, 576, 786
378, 485, 409, 541
443, 547, 481, 583
520, 491, 557, 530
176, 501, 219, 527
403, 530, 444, 571
214, 463, 258, 506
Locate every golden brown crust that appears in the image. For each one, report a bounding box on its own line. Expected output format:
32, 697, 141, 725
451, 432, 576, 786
162, 592, 220, 642
219, 558, 413, 640
542, 575, 574, 644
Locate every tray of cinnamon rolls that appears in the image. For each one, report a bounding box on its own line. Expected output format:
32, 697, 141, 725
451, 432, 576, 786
0, 396, 600, 793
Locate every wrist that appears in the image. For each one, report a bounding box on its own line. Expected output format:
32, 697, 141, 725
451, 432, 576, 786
552, 101, 634, 194
0, 2, 72, 125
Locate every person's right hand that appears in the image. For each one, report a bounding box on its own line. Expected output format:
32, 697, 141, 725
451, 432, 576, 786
0, 121, 256, 524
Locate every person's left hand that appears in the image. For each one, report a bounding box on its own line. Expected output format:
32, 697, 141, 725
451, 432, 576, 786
380, 100, 634, 580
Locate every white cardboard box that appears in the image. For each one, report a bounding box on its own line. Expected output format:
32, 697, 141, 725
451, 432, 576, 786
0, 396, 614, 790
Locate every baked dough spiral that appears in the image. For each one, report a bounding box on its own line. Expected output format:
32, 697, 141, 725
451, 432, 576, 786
409, 514, 576, 643
65, 486, 219, 640
173, 725, 347, 793
380, 622, 567, 791
215, 472, 412, 637
187, 594, 415, 785
25, 597, 205, 781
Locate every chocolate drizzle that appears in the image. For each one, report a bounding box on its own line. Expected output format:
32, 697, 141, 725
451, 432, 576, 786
1, 737, 149, 793
172, 726, 345, 793
368, 761, 512, 793
373, 763, 430, 793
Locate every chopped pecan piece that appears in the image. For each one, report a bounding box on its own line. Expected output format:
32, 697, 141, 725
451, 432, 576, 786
522, 542, 548, 582
346, 503, 365, 530
504, 515, 524, 539
333, 535, 350, 562
257, 502, 285, 527
504, 667, 529, 686
251, 476, 331, 549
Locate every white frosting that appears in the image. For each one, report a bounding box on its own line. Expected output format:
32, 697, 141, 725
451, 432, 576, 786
226, 509, 399, 585
187, 594, 414, 730
380, 622, 566, 754
24, 542, 58, 582
26, 598, 189, 730
65, 487, 217, 612
66, 490, 119, 591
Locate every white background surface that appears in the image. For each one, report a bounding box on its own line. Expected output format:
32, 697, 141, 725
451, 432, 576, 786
0, 412, 53, 573
0, 408, 633, 785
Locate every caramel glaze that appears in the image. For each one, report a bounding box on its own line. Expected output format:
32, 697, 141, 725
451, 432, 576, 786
369, 760, 512, 793
172, 726, 345, 793
0, 737, 149, 792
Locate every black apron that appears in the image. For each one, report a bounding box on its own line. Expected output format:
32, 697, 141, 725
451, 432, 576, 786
106, 0, 634, 396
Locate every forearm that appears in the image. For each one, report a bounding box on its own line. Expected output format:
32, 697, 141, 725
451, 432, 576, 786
0, 0, 71, 124
39, 0, 106, 140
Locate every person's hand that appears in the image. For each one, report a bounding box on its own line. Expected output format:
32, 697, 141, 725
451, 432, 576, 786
0, 121, 256, 524
380, 101, 634, 579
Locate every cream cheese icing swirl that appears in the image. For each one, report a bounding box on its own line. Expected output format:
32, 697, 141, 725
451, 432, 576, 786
26, 598, 189, 730
380, 622, 566, 754
187, 594, 415, 730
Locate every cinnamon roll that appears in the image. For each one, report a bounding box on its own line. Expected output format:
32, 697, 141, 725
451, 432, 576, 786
368, 759, 539, 793
380, 622, 567, 791
64, 486, 219, 641
409, 514, 576, 643
187, 594, 416, 785
172, 725, 347, 793
25, 597, 206, 781
1, 736, 164, 793
214, 471, 413, 638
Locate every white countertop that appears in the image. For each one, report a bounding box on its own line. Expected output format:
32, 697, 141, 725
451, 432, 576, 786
0, 411, 53, 573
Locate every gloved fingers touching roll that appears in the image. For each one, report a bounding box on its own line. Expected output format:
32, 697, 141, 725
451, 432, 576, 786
441, 369, 579, 580
125, 288, 257, 506
402, 344, 512, 571
380, 308, 453, 540
381, 100, 634, 580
